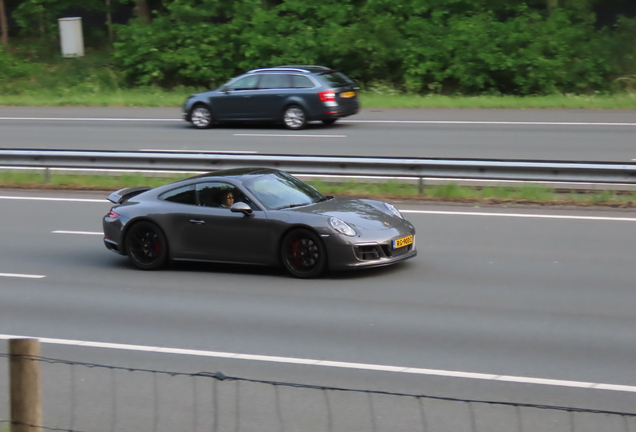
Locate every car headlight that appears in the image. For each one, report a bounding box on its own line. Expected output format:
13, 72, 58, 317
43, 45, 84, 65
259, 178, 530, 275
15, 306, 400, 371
384, 203, 404, 219
329, 217, 356, 236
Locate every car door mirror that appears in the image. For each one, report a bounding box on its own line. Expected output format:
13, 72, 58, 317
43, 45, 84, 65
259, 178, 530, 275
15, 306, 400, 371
230, 202, 253, 216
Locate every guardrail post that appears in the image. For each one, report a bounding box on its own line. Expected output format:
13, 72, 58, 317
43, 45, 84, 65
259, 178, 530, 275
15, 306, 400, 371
9, 339, 42, 432
43, 168, 50, 184
418, 177, 424, 194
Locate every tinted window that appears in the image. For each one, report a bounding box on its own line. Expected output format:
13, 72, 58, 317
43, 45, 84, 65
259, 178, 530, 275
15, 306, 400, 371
291, 75, 314, 88
243, 172, 324, 210
195, 182, 256, 209
258, 74, 292, 89
320, 71, 354, 87
160, 185, 196, 205
226, 75, 259, 91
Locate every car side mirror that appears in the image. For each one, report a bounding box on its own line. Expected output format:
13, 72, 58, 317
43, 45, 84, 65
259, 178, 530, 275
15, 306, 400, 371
230, 202, 253, 216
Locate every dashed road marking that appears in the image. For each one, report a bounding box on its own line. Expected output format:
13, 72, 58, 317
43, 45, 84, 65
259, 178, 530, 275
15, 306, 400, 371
0, 273, 46, 279
52, 231, 102, 235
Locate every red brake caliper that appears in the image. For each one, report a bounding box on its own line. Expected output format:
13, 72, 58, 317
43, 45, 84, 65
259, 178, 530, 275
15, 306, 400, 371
293, 242, 301, 265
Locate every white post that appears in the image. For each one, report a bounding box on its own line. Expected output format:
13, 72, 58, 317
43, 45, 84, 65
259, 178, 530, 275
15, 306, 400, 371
58, 17, 85, 58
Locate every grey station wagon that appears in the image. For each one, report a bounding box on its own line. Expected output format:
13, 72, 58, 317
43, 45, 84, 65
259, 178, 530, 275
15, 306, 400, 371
182, 66, 360, 130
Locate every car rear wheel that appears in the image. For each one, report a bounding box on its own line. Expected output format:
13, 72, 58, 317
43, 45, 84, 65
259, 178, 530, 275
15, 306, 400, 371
190, 104, 214, 129
322, 119, 337, 125
283, 105, 307, 130
125, 221, 169, 270
281, 228, 326, 278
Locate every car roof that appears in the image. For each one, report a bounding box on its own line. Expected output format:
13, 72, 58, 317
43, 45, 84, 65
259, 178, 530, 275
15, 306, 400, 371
247, 65, 332, 74
188, 167, 280, 182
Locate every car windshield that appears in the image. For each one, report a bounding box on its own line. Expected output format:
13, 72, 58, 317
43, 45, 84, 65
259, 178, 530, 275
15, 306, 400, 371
243, 172, 325, 210
320, 71, 354, 87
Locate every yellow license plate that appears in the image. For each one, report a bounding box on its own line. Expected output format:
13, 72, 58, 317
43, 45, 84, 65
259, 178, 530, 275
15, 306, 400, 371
392, 235, 413, 249
341, 91, 356, 98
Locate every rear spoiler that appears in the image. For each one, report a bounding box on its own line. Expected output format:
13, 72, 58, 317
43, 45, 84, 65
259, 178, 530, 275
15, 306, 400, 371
107, 186, 152, 204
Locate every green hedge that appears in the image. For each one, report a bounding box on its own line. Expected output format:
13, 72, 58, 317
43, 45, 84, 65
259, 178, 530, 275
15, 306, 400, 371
107, 0, 636, 95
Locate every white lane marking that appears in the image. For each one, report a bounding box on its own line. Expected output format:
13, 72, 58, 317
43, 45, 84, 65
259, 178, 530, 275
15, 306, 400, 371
344, 120, 636, 127
401, 210, 636, 222
0, 273, 45, 279
0, 196, 106, 203
52, 231, 102, 235
1, 195, 635, 222
0, 117, 635, 127
233, 133, 346, 138
140, 149, 258, 154
0, 333, 633, 393
0, 117, 181, 122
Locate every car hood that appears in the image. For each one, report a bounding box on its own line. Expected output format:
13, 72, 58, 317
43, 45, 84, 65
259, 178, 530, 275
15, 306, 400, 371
289, 197, 404, 231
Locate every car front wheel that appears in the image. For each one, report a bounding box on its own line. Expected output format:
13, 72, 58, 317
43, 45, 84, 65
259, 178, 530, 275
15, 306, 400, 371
189, 104, 214, 129
125, 221, 169, 270
283, 105, 307, 130
281, 228, 326, 278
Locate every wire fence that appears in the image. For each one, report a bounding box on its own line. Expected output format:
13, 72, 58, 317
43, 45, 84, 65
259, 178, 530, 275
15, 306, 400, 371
1, 352, 636, 432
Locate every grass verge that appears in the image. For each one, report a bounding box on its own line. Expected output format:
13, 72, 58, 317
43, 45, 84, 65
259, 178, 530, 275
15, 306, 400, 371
3, 171, 636, 208
3, 89, 636, 109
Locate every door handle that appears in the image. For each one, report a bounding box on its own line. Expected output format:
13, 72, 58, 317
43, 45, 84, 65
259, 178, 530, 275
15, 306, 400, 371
189, 219, 205, 225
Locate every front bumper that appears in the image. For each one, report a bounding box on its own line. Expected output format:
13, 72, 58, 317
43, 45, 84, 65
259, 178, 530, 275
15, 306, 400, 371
325, 229, 417, 271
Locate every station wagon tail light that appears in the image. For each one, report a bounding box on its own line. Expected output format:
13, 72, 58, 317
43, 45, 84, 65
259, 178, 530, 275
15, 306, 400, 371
107, 209, 120, 219
318, 90, 336, 102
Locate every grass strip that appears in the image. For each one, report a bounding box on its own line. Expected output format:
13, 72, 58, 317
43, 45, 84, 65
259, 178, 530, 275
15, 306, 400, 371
2, 171, 636, 208
2, 91, 636, 110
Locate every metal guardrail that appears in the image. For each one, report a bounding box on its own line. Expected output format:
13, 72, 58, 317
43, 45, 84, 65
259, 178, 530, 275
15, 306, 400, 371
1, 149, 636, 184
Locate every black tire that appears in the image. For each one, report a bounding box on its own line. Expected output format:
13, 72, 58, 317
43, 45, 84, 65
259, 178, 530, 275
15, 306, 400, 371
281, 228, 327, 278
283, 105, 307, 130
125, 221, 169, 270
189, 104, 214, 129
322, 119, 337, 125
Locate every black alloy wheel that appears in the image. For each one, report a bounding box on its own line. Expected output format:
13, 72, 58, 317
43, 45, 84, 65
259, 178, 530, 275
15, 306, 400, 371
283, 105, 307, 130
189, 104, 214, 129
322, 119, 337, 125
125, 221, 169, 270
281, 228, 326, 278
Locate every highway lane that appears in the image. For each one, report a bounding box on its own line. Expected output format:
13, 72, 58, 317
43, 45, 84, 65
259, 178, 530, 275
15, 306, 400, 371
1, 190, 636, 417
1, 107, 635, 161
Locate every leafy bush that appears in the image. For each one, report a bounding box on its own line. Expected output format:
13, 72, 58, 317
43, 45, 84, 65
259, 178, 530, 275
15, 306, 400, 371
0, 47, 43, 82
111, 0, 636, 95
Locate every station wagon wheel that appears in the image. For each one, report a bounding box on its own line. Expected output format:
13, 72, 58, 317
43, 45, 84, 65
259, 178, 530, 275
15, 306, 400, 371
190, 104, 214, 129
125, 221, 169, 270
281, 228, 326, 278
283, 105, 307, 130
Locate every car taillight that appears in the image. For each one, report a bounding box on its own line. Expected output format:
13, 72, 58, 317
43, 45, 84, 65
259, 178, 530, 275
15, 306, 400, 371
318, 90, 336, 102
107, 209, 120, 219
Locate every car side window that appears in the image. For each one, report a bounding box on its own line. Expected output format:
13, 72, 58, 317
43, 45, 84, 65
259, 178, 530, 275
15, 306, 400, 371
160, 185, 196, 205
195, 182, 256, 209
258, 74, 292, 89
291, 75, 314, 89
227, 75, 260, 91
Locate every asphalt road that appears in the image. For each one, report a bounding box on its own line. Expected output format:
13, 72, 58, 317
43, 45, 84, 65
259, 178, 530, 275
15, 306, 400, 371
1, 107, 636, 161
1, 190, 636, 430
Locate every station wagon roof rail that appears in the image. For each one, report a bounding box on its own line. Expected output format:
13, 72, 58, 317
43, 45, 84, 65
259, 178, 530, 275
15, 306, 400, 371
247, 67, 310, 73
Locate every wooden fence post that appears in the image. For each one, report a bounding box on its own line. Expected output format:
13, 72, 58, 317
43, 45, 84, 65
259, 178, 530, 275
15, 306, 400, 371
9, 339, 42, 432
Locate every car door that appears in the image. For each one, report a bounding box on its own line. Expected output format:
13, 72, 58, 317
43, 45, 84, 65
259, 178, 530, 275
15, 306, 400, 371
211, 75, 261, 120
251, 74, 293, 120
182, 181, 273, 264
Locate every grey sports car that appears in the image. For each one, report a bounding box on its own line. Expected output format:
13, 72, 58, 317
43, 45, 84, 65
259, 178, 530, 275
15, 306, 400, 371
102, 168, 416, 278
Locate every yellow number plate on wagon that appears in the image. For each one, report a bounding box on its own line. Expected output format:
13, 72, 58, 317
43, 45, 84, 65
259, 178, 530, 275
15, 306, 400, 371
341, 91, 356, 98
392, 235, 413, 249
